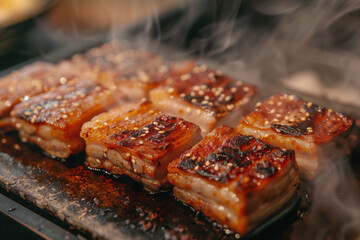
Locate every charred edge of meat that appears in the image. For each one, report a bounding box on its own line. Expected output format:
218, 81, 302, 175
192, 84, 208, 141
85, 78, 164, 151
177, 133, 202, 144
109, 115, 190, 149
178, 134, 293, 186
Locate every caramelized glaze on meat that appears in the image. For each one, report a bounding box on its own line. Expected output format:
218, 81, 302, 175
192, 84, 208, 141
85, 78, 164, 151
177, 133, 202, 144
168, 126, 299, 234
82, 102, 200, 164
236, 94, 354, 179
170, 126, 294, 191
240, 94, 354, 143
13, 80, 115, 134
81, 102, 202, 191
167, 67, 256, 117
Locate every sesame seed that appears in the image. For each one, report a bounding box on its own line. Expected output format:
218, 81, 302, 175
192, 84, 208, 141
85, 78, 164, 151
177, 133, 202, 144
103, 152, 107, 158
243, 87, 250, 92
214, 165, 219, 171
15, 123, 22, 128
4, 100, 11, 107
153, 121, 159, 126
301, 117, 306, 121
328, 109, 333, 113
130, 137, 136, 140
225, 96, 232, 102
268, 101, 274, 105
131, 159, 136, 164
277, 102, 283, 106
227, 163, 233, 167
186, 108, 191, 113
1, 138, 7, 144
180, 93, 186, 98
62, 114, 68, 119
276, 114, 282, 118
273, 118, 279, 122
197, 157, 202, 161
31, 115, 36, 123
307, 102, 313, 108
198, 90, 205, 96
148, 110, 155, 114
227, 104, 234, 111
230, 87, 237, 93
59, 77, 67, 84
199, 64, 207, 72
285, 116, 289, 120
126, 153, 131, 157
205, 161, 210, 166
155, 127, 160, 130
264, 134, 269, 138
204, 95, 210, 100
124, 116, 129, 120
289, 118, 295, 122
14, 144, 21, 150
139, 140, 144, 144
216, 70, 223, 76
305, 113, 310, 117
191, 99, 197, 103
185, 153, 191, 157
269, 109, 275, 114
180, 74, 191, 81
168, 88, 175, 94
192, 156, 196, 160
196, 109, 201, 116
134, 127, 139, 130
194, 166, 199, 170
159, 130, 165, 134
265, 120, 270, 125
208, 72, 215, 79
256, 102, 262, 107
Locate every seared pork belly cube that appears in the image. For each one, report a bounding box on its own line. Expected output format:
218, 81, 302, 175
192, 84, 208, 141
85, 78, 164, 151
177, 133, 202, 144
11, 79, 119, 158
72, 41, 173, 100
0, 62, 57, 130
150, 65, 257, 135
81, 102, 202, 191
0, 61, 97, 130
236, 94, 354, 179
168, 126, 299, 235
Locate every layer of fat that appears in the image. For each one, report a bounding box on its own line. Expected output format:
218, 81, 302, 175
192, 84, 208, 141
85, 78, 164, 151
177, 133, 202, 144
170, 160, 299, 234
173, 187, 246, 233
87, 157, 168, 192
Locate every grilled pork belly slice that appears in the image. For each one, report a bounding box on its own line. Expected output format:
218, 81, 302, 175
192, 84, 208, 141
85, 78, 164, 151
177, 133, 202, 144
0, 62, 57, 130
0, 61, 97, 130
149, 66, 257, 135
72, 41, 195, 100
81, 102, 202, 191
10, 79, 119, 158
236, 94, 354, 179
168, 126, 299, 235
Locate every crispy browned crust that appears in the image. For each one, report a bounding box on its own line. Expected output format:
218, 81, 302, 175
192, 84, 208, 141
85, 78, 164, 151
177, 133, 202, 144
237, 94, 354, 144
168, 126, 299, 234
168, 126, 295, 191
159, 67, 257, 117
11, 79, 119, 139
0, 62, 57, 118
81, 102, 201, 164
